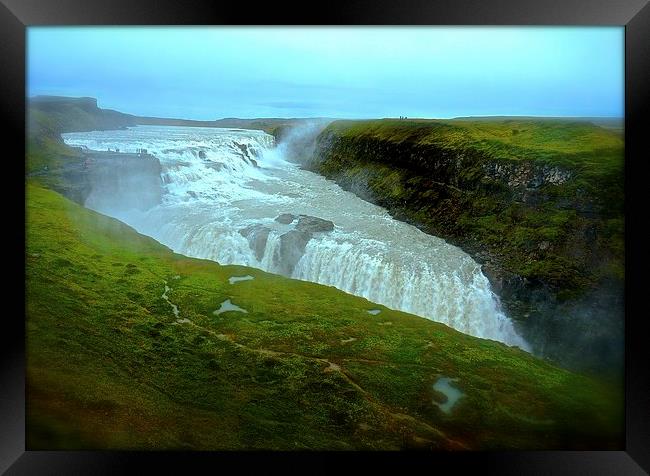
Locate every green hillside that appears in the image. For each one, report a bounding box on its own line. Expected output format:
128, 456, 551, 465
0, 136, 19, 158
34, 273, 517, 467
326, 118, 623, 195
26, 183, 622, 450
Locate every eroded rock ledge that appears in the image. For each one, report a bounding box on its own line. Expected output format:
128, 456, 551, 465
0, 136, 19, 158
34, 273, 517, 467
239, 214, 335, 276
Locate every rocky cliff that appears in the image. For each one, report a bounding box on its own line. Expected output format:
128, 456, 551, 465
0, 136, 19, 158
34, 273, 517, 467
27, 97, 162, 210
304, 119, 624, 376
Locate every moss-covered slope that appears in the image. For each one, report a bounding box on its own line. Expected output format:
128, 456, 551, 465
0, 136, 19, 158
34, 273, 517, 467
26, 182, 622, 450
308, 119, 624, 374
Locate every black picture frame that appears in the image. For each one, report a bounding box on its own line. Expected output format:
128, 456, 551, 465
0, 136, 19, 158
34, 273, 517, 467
3, 0, 649, 473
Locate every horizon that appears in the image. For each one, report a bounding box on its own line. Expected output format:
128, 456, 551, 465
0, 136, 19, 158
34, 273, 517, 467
27, 27, 624, 120
28, 94, 624, 123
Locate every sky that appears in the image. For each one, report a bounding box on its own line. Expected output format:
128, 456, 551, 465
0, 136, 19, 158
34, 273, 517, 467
27, 27, 624, 120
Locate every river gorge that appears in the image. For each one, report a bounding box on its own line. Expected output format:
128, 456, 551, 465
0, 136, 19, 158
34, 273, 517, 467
62, 125, 530, 350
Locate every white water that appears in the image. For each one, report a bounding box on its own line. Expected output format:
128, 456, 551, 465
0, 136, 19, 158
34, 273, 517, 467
63, 125, 529, 350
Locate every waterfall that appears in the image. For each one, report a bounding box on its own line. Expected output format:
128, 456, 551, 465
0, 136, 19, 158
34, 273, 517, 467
62, 125, 530, 350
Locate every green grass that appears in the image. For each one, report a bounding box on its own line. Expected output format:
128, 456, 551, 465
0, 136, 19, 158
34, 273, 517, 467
26, 182, 623, 450
327, 118, 623, 180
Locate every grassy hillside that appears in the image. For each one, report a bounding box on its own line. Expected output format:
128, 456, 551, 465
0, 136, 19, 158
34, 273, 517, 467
325, 118, 623, 203
28, 96, 136, 137
26, 183, 622, 450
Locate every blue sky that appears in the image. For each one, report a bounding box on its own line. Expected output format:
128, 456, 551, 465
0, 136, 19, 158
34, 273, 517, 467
27, 27, 624, 120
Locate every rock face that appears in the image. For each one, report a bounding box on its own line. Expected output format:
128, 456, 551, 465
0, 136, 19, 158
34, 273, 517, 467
275, 213, 297, 224
239, 225, 271, 261
276, 230, 313, 276
240, 214, 335, 275
231, 142, 260, 168
306, 122, 624, 376
483, 161, 572, 188
295, 215, 335, 233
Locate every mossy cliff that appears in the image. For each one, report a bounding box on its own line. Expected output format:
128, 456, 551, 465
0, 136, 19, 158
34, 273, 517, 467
305, 119, 624, 375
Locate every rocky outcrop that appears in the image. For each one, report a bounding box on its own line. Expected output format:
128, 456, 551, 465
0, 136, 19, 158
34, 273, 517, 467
276, 230, 312, 276
295, 215, 335, 233
482, 161, 572, 188
240, 214, 335, 275
275, 213, 297, 224
232, 142, 260, 168
239, 224, 271, 261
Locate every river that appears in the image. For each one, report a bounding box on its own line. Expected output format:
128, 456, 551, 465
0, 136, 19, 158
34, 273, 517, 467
62, 125, 529, 350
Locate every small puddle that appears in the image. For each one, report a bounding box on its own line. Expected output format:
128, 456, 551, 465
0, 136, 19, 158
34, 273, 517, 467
367, 309, 381, 315
229, 275, 255, 284
341, 337, 357, 344
214, 299, 248, 315
432, 377, 464, 414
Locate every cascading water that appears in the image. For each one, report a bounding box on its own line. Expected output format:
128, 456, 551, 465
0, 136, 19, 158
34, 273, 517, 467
63, 125, 530, 350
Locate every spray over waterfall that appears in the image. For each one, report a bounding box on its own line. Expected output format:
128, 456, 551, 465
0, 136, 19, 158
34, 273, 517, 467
62, 125, 530, 350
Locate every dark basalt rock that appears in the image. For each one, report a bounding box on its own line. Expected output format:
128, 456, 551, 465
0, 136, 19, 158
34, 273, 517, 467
275, 230, 312, 276
295, 215, 335, 233
205, 162, 225, 171
234, 143, 249, 158
231, 142, 261, 168
275, 213, 297, 224
239, 224, 271, 261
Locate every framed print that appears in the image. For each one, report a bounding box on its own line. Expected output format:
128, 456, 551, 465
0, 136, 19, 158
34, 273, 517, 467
2, 0, 649, 473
